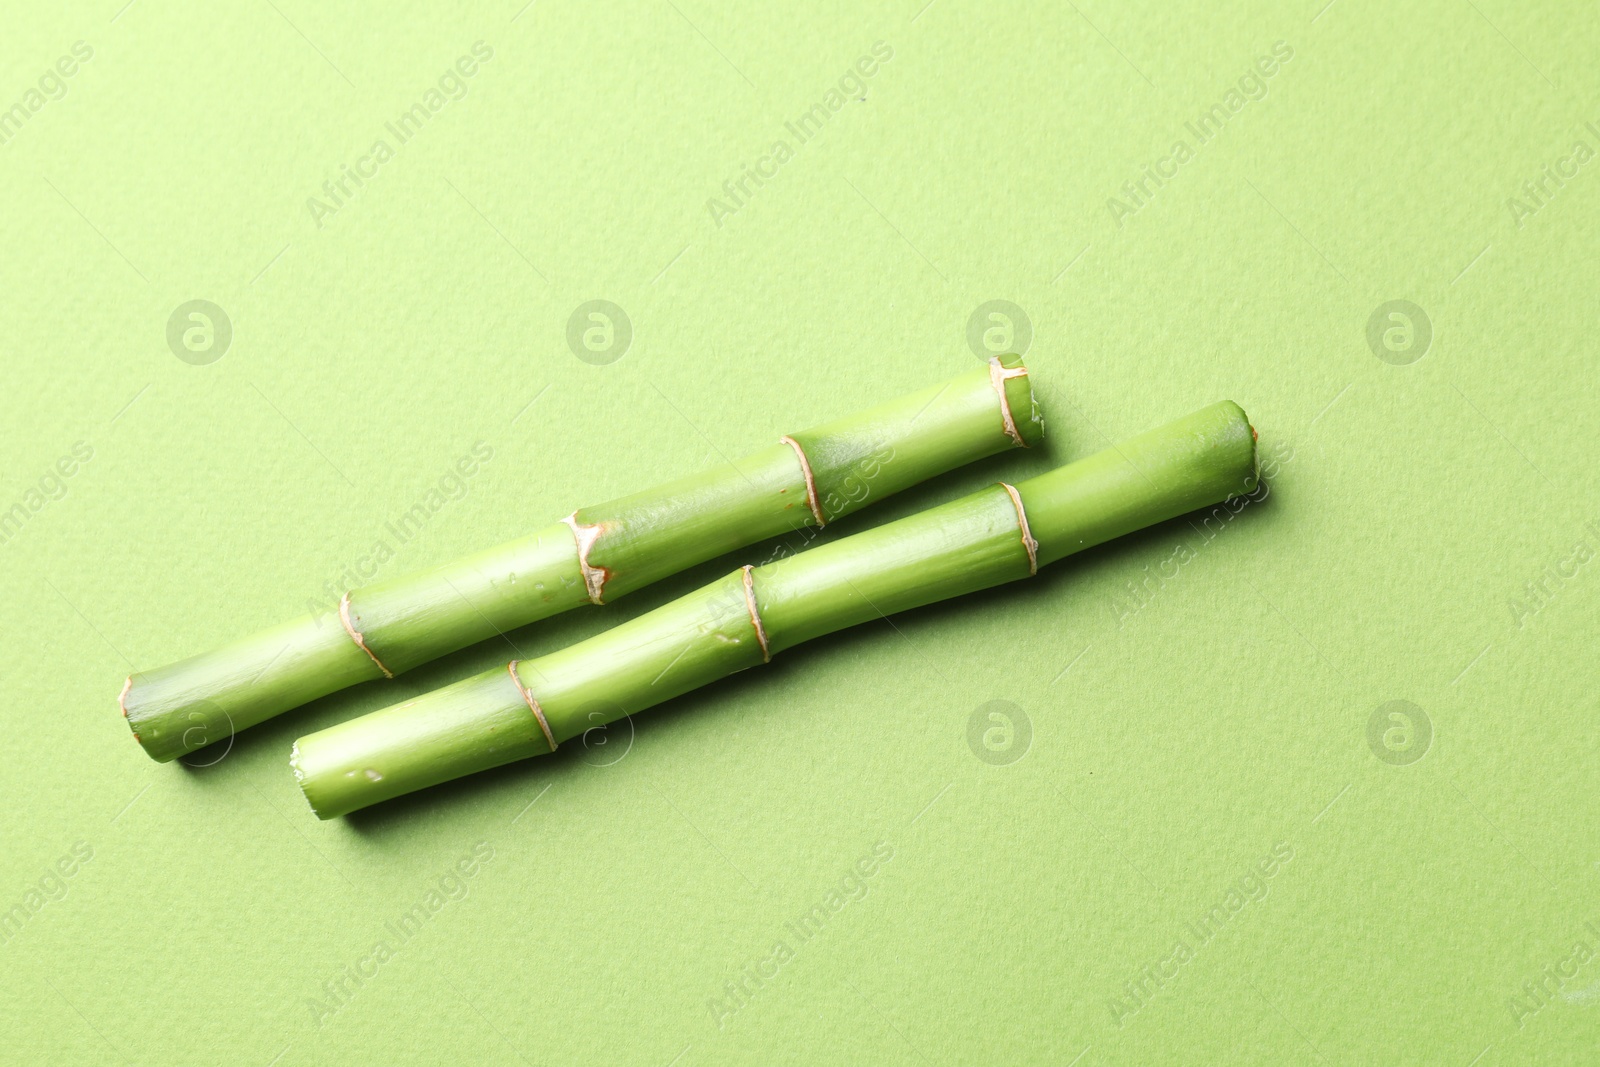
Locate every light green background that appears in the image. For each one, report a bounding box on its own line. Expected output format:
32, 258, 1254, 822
2, 0, 1596, 1063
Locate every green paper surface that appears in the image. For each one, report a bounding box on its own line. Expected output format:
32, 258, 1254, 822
1, 1, 1595, 1063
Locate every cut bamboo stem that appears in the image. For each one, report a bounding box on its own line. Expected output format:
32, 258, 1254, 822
292, 401, 1258, 818
122, 358, 1042, 761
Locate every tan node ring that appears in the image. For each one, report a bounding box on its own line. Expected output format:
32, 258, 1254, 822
339, 592, 395, 679
779, 435, 827, 527
561, 512, 609, 604
741, 564, 772, 662
507, 660, 559, 752
999, 482, 1039, 575
989, 357, 1031, 448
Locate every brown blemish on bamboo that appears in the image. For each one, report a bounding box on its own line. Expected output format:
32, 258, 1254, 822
507, 661, 558, 751
999, 482, 1039, 576
339, 592, 395, 678
561, 512, 610, 604
779, 435, 826, 526
741, 565, 771, 662
989, 358, 1030, 447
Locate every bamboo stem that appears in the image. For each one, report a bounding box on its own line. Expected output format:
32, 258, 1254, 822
122, 358, 1042, 761
292, 401, 1258, 818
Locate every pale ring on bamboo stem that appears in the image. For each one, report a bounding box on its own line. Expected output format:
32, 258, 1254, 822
741, 565, 772, 662
999, 482, 1039, 576
988, 358, 1031, 448
779, 435, 826, 527
339, 592, 394, 678
561, 512, 609, 604
507, 661, 558, 752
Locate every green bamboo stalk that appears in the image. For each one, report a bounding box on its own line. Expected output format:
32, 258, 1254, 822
122, 358, 1042, 762
292, 400, 1258, 819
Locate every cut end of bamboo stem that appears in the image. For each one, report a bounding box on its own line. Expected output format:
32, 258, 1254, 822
290, 737, 363, 820
120, 611, 380, 762
118, 676, 147, 749
288, 741, 323, 819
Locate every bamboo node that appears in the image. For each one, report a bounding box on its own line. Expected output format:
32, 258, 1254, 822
561, 512, 610, 604
339, 592, 395, 679
779, 435, 826, 527
507, 661, 558, 751
999, 482, 1039, 576
989, 358, 1030, 448
741, 565, 772, 662
118, 676, 132, 718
